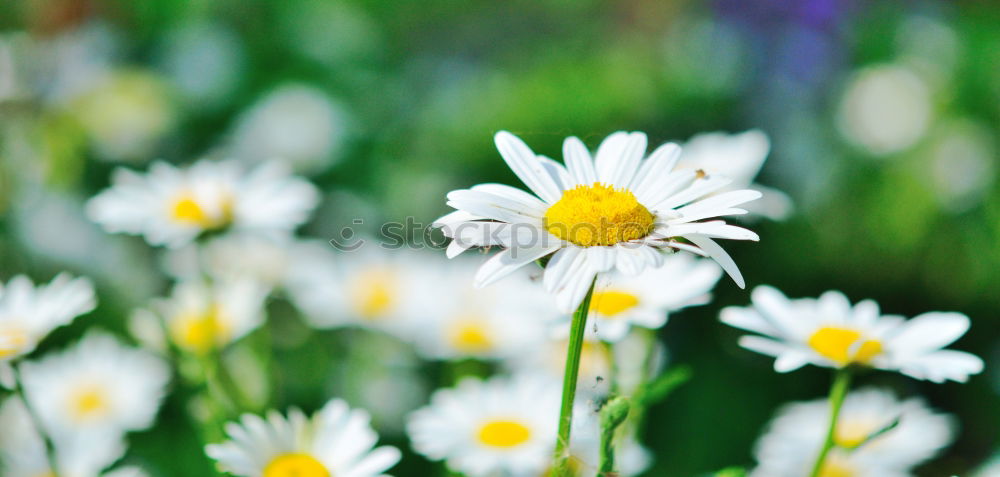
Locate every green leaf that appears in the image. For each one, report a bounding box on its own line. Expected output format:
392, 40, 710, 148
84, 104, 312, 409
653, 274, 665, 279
636, 365, 692, 407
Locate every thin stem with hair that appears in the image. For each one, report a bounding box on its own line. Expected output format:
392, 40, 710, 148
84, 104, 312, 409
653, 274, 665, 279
552, 279, 597, 476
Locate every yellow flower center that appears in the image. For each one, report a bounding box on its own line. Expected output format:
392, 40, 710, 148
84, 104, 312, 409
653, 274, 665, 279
170, 193, 233, 229
544, 183, 655, 247
70, 385, 109, 421
807, 326, 883, 366
589, 290, 640, 317
818, 455, 856, 477
477, 419, 532, 448
171, 305, 231, 354
350, 270, 395, 319
0, 327, 30, 359
835, 420, 876, 449
263, 453, 331, 477
449, 319, 493, 353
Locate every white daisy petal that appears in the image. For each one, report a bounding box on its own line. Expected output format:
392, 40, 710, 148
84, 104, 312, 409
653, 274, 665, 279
563, 136, 597, 185
494, 131, 562, 203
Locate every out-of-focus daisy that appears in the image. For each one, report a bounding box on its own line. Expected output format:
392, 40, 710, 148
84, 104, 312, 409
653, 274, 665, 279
436, 131, 760, 312
205, 398, 401, 477
86, 159, 319, 248
144, 278, 268, 355
0, 273, 96, 385
507, 328, 613, 398
678, 130, 792, 220
228, 84, 349, 173
21, 331, 169, 434
751, 388, 954, 477
566, 254, 722, 342
70, 69, 176, 161
407, 259, 556, 361
286, 245, 430, 337
407, 374, 562, 477
163, 233, 297, 287
721, 286, 984, 383
0, 398, 127, 477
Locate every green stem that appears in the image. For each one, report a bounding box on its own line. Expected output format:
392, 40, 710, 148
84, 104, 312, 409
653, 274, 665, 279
809, 368, 852, 477
553, 279, 597, 477
11, 364, 61, 477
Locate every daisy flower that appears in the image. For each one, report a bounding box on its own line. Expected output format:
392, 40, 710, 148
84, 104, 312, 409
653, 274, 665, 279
436, 130, 761, 312
0, 398, 128, 477
407, 259, 556, 361
751, 388, 954, 477
677, 130, 792, 220
505, 329, 614, 398
205, 398, 401, 477
721, 286, 984, 383
145, 278, 269, 355
20, 331, 170, 434
564, 253, 722, 342
286, 245, 433, 338
407, 374, 563, 477
86, 159, 319, 248
0, 273, 96, 386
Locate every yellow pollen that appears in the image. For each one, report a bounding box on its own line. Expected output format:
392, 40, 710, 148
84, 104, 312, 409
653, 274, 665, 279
351, 270, 395, 319
170, 193, 233, 229
70, 386, 108, 421
263, 453, 331, 477
544, 183, 655, 247
449, 320, 493, 353
589, 290, 640, 317
835, 420, 876, 449
477, 419, 532, 448
172, 305, 231, 354
807, 327, 883, 366
0, 327, 30, 359
818, 456, 856, 477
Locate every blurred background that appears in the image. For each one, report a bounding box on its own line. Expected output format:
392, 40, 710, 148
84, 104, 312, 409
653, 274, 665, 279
1, 0, 999, 475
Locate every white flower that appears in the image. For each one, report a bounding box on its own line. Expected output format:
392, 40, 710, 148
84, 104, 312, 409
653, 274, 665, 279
0, 273, 96, 384
565, 254, 722, 342
205, 398, 401, 477
86, 159, 319, 248
0, 398, 127, 477
751, 388, 954, 477
436, 131, 761, 312
837, 64, 933, 156
163, 233, 297, 287
678, 130, 792, 220
148, 278, 269, 355
407, 374, 562, 477
721, 286, 984, 383
286, 245, 432, 337
70, 69, 176, 161
228, 84, 349, 173
21, 331, 170, 434
407, 259, 556, 361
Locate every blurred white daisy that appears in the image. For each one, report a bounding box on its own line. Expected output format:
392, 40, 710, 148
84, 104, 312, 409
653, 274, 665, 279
86, 159, 319, 248
436, 131, 760, 312
566, 254, 722, 342
163, 233, 298, 287
0, 398, 127, 477
21, 331, 169, 434
286, 245, 431, 337
678, 130, 792, 220
407, 374, 563, 477
205, 398, 401, 477
0, 273, 96, 385
70, 69, 176, 162
721, 286, 984, 383
407, 259, 556, 361
144, 278, 269, 355
228, 84, 349, 173
506, 329, 613, 399
751, 388, 954, 477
